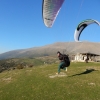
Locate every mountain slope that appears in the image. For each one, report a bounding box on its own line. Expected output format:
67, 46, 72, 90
0, 41, 100, 59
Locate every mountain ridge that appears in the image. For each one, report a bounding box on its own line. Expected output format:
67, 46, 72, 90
0, 41, 100, 59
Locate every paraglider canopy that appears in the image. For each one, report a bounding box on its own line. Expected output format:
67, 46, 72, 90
42, 0, 65, 28
74, 19, 100, 42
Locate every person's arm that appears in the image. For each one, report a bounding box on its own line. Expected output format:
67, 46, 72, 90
59, 55, 64, 61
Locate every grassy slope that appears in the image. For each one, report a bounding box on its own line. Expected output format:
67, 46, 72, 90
0, 62, 100, 100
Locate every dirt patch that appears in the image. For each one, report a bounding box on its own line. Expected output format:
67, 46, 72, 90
2, 77, 12, 83
49, 72, 67, 78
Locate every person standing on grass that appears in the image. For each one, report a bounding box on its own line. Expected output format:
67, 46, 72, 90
85, 54, 89, 63
56, 51, 70, 74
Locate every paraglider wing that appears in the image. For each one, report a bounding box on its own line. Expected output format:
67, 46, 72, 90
74, 19, 100, 42
42, 0, 65, 27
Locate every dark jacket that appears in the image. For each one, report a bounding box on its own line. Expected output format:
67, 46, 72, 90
58, 54, 70, 67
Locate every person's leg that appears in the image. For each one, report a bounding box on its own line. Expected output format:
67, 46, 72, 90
63, 67, 67, 71
63, 61, 70, 72
65, 67, 67, 71
62, 63, 68, 72
61, 62, 66, 70
58, 62, 65, 74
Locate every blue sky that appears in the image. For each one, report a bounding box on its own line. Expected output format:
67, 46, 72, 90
0, 0, 100, 54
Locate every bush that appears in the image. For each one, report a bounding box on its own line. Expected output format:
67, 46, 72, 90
29, 64, 34, 68
16, 64, 24, 69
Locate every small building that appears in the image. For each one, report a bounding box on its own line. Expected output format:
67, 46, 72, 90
72, 52, 100, 62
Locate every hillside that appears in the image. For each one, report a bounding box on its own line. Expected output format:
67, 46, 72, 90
0, 62, 100, 100
0, 41, 100, 59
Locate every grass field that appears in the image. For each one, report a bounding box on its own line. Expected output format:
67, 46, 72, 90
0, 62, 100, 100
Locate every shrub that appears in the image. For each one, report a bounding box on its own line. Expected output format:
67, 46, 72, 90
16, 64, 24, 69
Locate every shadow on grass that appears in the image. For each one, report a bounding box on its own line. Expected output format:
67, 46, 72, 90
69, 69, 98, 77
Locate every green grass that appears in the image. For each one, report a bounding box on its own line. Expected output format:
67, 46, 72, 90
0, 62, 100, 100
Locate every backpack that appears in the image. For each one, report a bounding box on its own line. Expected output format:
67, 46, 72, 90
63, 54, 70, 67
